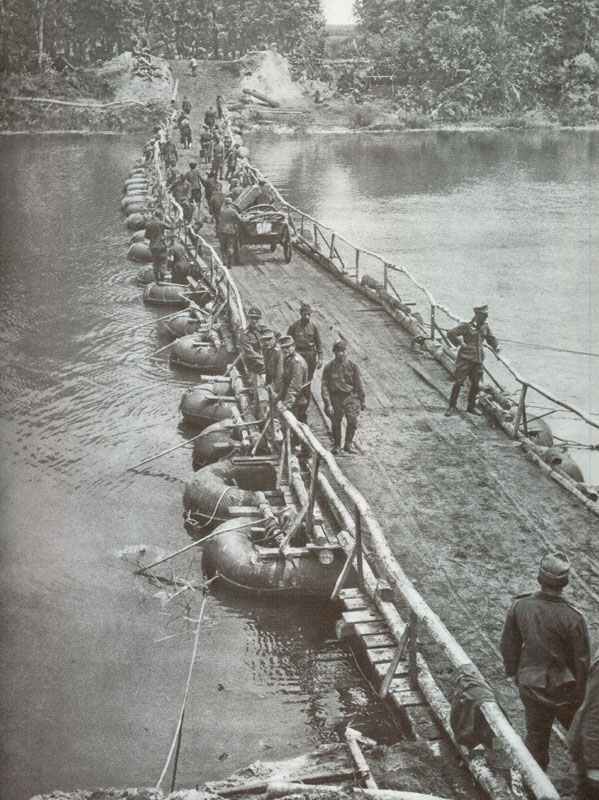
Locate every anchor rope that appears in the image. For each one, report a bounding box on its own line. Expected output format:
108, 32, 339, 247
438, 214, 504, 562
155, 584, 211, 791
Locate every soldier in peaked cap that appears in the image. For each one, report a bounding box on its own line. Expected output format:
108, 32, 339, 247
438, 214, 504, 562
321, 340, 366, 455
260, 328, 284, 397
445, 304, 499, 417
287, 302, 322, 382
278, 335, 310, 423
239, 306, 264, 372
500, 551, 591, 770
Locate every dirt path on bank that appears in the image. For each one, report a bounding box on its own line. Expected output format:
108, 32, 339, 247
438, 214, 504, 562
173, 61, 599, 793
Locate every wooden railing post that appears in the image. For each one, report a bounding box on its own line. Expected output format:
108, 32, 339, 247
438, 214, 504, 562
430, 305, 436, 341
408, 610, 418, 689
355, 250, 360, 283
300, 214, 305, 236
306, 452, 320, 535
383, 261, 389, 292
329, 232, 336, 261
512, 383, 528, 439
354, 505, 364, 585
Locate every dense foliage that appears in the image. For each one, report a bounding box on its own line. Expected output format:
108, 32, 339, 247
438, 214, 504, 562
0, 0, 325, 73
353, 0, 599, 120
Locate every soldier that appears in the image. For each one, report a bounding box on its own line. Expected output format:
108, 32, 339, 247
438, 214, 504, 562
321, 340, 365, 455
212, 135, 225, 180
260, 328, 284, 397
445, 304, 499, 416
185, 161, 203, 205
569, 647, 599, 799
287, 302, 322, 381
239, 306, 264, 376
500, 552, 591, 771
216, 197, 241, 264
278, 335, 310, 422
144, 210, 172, 284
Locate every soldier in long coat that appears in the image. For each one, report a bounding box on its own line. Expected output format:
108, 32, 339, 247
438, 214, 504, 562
500, 551, 591, 771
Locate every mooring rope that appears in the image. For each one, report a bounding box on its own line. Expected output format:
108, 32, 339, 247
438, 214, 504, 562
155, 583, 211, 791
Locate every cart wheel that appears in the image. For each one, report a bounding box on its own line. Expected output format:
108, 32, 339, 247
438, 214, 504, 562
283, 236, 292, 263
270, 243, 277, 253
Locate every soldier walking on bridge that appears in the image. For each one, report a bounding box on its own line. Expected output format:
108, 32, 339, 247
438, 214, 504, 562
260, 328, 284, 397
500, 552, 591, 772
287, 302, 322, 381
321, 340, 365, 455
278, 335, 310, 423
445, 304, 499, 417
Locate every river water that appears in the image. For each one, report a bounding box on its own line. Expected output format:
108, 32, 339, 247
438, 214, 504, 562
1, 128, 597, 798
249, 129, 599, 479
0, 135, 392, 799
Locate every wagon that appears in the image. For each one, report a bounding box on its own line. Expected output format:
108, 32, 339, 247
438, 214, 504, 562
236, 204, 292, 264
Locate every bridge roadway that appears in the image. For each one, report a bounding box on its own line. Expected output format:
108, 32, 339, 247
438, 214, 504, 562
172, 61, 598, 793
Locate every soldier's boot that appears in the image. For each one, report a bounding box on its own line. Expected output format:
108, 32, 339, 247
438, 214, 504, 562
466, 385, 482, 415
445, 384, 461, 417
344, 425, 358, 454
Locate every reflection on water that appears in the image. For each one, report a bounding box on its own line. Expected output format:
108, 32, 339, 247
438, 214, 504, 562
0, 136, 395, 800
249, 129, 599, 478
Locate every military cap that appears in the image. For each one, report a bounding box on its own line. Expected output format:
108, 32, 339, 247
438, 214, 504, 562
300, 302, 312, 313
189, 161, 197, 168
333, 340, 347, 353
538, 551, 570, 588
259, 328, 275, 341
473, 304, 488, 314
247, 306, 262, 319
278, 335, 295, 349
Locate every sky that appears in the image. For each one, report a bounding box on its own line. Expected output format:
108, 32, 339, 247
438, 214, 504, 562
321, 0, 356, 25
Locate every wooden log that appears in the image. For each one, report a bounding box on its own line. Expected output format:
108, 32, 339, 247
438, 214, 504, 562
266, 783, 454, 800
345, 728, 378, 789
242, 87, 280, 107
314, 474, 552, 800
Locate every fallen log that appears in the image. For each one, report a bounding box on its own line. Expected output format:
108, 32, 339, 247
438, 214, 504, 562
242, 87, 280, 107
266, 783, 453, 800
7, 95, 148, 108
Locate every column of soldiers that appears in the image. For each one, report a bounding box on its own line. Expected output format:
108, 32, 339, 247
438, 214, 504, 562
238, 303, 366, 456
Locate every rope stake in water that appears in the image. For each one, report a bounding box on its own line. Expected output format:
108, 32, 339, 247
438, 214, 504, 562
128, 429, 209, 471
135, 517, 268, 575
155, 584, 212, 792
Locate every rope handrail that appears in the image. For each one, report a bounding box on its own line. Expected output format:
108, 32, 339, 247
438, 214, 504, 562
152, 129, 246, 330
248, 167, 598, 434
275, 402, 559, 800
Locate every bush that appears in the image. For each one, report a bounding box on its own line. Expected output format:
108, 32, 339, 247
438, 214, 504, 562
348, 102, 376, 128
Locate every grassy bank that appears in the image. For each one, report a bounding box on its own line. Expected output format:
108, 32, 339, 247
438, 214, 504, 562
0, 54, 173, 133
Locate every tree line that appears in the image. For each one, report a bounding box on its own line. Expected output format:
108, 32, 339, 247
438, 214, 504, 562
0, 0, 325, 74
353, 0, 599, 118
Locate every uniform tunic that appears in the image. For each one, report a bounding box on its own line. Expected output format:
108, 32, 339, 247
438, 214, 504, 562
447, 319, 498, 382
281, 352, 309, 420
569, 649, 599, 777
239, 326, 264, 374
287, 319, 322, 380
501, 589, 591, 768
321, 358, 365, 447
263, 345, 285, 396
321, 359, 365, 405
